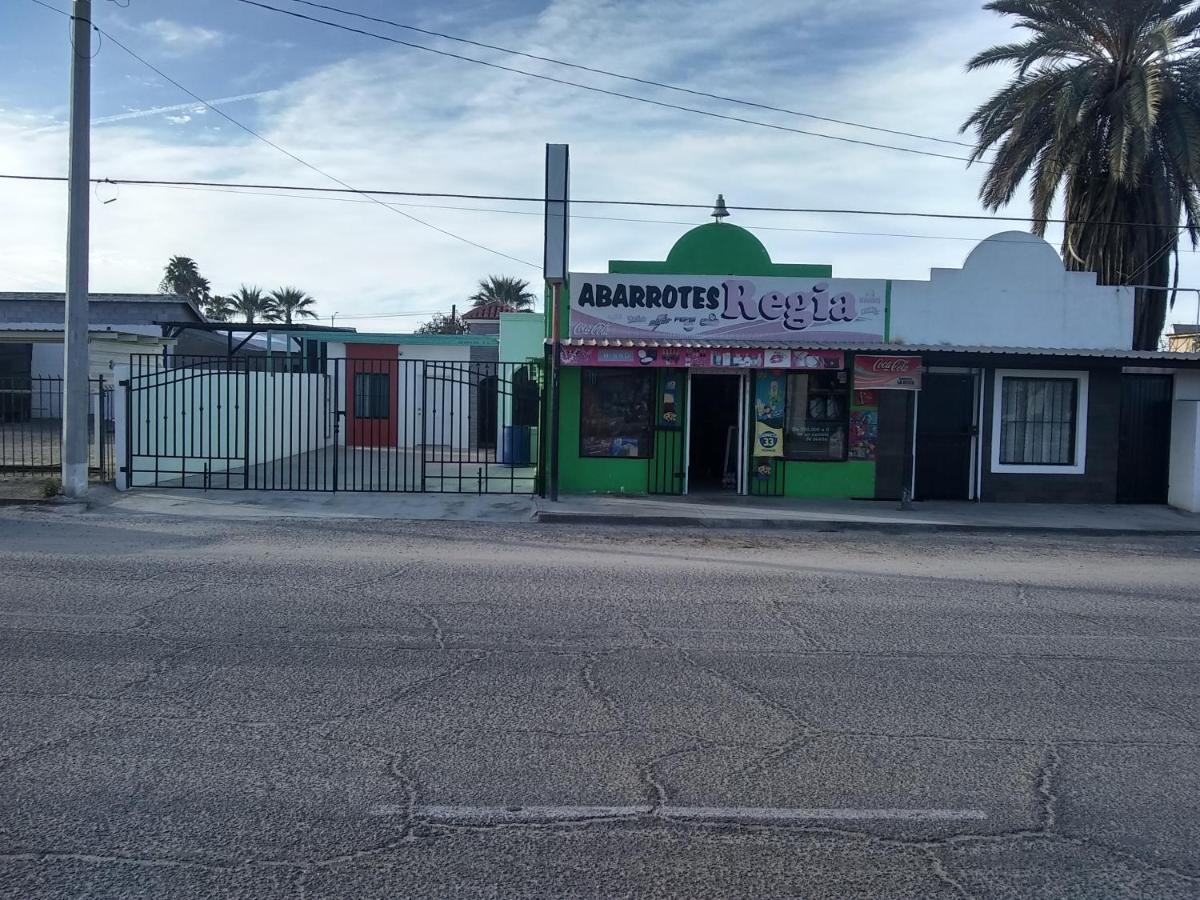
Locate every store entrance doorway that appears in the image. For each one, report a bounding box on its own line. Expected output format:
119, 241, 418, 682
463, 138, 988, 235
688, 374, 742, 491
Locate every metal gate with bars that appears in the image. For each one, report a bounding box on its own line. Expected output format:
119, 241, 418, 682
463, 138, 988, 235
1, 375, 115, 484
124, 354, 543, 494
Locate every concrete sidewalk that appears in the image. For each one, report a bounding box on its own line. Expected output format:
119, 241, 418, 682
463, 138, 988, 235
535, 493, 1200, 535
11, 486, 1198, 534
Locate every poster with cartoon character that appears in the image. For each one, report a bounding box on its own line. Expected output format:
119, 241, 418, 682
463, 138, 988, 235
753, 373, 786, 458
848, 409, 878, 461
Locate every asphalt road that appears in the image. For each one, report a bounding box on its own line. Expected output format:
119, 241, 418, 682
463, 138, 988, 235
1, 507, 1199, 899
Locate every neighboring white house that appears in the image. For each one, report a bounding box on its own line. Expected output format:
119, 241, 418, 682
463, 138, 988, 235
0, 292, 206, 383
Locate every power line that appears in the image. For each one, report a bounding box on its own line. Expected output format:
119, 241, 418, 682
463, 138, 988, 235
147, 181, 1099, 249
26, 0, 539, 269
281, 0, 983, 153
326, 309, 445, 320
4, 172, 1196, 232
7, 174, 1197, 288
17, 173, 1200, 269
232, 0, 975, 164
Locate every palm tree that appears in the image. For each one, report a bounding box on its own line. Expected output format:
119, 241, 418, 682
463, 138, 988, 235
267, 286, 318, 325
468, 275, 536, 310
962, 0, 1200, 350
204, 294, 235, 322
160, 255, 211, 307
228, 285, 272, 324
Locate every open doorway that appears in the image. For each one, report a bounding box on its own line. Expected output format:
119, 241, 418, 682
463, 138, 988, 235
688, 373, 742, 492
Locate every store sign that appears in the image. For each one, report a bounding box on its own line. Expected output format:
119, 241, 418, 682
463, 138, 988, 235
753, 372, 786, 458
569, 273, 886, 342
558, 346, 845, 370
853, 355, 923, 390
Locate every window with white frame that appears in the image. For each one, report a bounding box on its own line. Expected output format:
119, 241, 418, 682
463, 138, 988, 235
991, 370, 1088, 475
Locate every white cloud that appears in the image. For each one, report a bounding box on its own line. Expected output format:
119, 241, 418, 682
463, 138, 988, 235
2, 0, 1198, 330
133, 19, 225, 56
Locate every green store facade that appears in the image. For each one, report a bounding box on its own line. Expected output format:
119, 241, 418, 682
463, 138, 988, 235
545, 220, 912, 501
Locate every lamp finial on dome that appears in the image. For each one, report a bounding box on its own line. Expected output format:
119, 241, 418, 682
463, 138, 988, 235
711, 194, 730, 222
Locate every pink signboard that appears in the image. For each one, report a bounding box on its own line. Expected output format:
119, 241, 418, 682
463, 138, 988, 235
569, 273, 886, 342
558, 346, 845, 370
852, 355, 923, 390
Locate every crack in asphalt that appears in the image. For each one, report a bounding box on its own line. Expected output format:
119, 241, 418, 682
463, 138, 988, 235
313, 654, 489, 728
1036, 744, 1061, 832
626, 611, 815, 733
765, 595, 831, 651
923, 847, 978, 900
416, 606, 447, 651
579, 651, 627, 727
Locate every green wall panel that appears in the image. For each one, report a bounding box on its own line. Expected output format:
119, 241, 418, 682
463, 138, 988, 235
778, 460, 876, 498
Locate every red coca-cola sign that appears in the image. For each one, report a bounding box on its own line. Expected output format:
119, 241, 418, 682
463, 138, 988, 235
853, 355, 923, 391
868, 357, 916, 373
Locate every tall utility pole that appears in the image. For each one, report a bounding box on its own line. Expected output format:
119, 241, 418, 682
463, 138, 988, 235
62, 0, 92, 497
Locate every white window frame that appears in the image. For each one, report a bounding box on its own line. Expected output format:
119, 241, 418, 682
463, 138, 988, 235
990, 369, 1089, 475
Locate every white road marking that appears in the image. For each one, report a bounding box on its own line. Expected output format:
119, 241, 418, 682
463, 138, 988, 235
370, 804, 987, 824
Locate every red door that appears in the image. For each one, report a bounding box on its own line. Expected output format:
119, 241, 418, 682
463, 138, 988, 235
346, 344, 398, 447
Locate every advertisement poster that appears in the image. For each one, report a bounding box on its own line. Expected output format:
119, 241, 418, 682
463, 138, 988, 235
853, 355, 923, 390
659, 376, 681, 430
848, 410, 879, 460
753, 372, 786, 458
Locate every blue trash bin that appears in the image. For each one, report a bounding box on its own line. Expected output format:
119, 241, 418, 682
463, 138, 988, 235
501, 425, 531, 466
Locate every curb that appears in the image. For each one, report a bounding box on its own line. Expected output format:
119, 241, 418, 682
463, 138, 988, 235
533, 511, 1200, 537
0, 495, 92, 510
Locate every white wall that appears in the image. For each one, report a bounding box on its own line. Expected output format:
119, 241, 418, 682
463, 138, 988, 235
1169, 371, 1200, 512
890, 232, 1135, 350
395, 344, 474, 451
325, 342, 349, 447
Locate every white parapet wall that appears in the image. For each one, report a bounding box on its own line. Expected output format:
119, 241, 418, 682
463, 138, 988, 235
126, 367, 334, 487
890, 231, 1135, 350
1169, 371, 1200, 512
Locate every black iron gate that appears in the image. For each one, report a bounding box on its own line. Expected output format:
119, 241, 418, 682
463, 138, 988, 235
1, 375, 114, 484
125, 354, 543, 494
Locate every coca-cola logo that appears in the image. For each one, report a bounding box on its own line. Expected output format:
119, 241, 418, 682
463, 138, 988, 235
870, 357, 914, 373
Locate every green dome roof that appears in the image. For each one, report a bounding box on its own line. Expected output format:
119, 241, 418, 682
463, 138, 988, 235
664, 222, 773, 276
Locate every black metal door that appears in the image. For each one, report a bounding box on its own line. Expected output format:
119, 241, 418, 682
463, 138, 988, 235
648, 369, 687, 495
915, 373, 975, 501
1117, 375, 1172, 504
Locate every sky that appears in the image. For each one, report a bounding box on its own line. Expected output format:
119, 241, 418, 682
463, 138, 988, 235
2, 0, 1199, 336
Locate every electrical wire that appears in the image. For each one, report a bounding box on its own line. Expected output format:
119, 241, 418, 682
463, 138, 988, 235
326, 309, 446, 320
280, 0, 984, 152
148, 181, 1100, 249
232, 0, 975, 164
3, 173, 1196, 232
26, 0, 540, 269
29, 0, 103, 58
